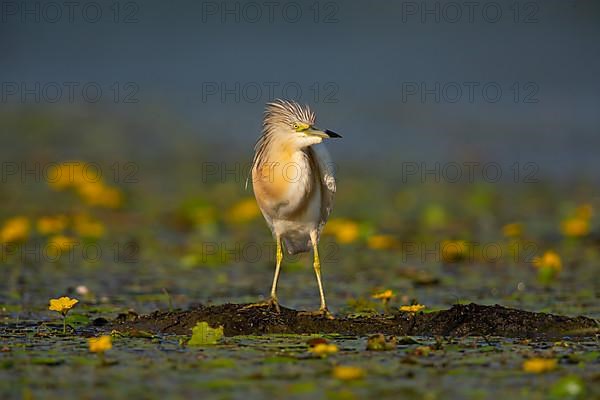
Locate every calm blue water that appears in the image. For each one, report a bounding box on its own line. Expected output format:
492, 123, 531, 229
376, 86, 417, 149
1, 0, 599, 179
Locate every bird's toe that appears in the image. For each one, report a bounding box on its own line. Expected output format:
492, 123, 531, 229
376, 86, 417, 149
298, 308, 334, 320
241, 297, 281, 313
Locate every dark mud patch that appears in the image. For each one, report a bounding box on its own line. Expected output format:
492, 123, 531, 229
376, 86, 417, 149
109, 303, 598, 340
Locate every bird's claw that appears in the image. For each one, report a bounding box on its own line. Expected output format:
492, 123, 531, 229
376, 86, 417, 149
298, 307, 334, 320
241, 297, 281, 313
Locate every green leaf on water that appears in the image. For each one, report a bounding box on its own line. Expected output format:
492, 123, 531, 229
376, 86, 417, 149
550, 375, 585, 399
478, 345, 498, 353
263, 356, 297, 363
65, 313, 90, 327
366, 334, 397, 351
289, 382, 317, 394
188, 321, 224, 346
206, 358, 236, 368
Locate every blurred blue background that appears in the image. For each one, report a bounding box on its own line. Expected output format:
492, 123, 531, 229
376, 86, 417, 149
2, 0, 599, 180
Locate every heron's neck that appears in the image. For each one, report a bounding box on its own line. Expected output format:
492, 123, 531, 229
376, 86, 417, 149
264, 140, 305, 166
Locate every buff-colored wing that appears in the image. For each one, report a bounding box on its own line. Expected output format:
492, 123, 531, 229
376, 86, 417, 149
308, 143, 336, 235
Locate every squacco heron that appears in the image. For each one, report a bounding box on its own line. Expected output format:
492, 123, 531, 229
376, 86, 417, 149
246, 99, 342, 318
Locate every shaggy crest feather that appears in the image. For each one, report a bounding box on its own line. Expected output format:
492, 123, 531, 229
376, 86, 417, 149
247, 99, 316, 188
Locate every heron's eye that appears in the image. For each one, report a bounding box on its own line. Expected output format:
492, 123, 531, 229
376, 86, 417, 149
292, 123, 299, 130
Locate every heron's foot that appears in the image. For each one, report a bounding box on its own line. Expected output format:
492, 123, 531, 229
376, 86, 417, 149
241, 297, 281, 313
298, 307, 334, 320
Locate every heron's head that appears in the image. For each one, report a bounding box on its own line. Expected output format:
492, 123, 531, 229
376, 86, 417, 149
263, 99, 342, 149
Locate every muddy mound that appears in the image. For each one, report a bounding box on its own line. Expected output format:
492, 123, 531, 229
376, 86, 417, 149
109, 303, 598, 340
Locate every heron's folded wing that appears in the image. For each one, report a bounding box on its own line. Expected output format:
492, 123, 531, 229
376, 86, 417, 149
308, 144, 336, 234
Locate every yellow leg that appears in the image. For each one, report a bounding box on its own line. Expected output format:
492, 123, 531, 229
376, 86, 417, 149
299, 231, 333, 319
269, 236, 283, 307
242, 235, 281, 313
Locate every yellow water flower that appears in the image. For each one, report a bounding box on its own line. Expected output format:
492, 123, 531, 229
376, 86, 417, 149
88, 335, 112, 353
46, 161, 123, 208
227, 198, 260, 223
367, 234, 398, 250
309, 343, 339, 356
73, 213, 105, 238
522, 358, 557, 373
399, 304, 425, 313
332, 365, 365, 380
560, 217, 589, 237
324, 218, 360, 244
77, 180, 104, 199
0, 216, 30, 243
48, 297, 78, 315
46, 161, 88, 190
533, 250, 563, 283
533, 250, 562, 272
440, 240, 468, 263
49, 296, 78, 333
372, 289, 394, 304
502, 222, 523, 238
37, 215, 68, 235
47, 235, 77, 257
77, 182, 122, 208
97, 186, 123, 208
560, 204, 594, 238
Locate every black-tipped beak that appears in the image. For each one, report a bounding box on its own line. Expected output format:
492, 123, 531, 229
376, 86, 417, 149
306, 126, 343, 139
325, 129, 342, 138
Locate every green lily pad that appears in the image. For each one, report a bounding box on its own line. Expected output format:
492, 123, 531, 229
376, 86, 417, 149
188, 321, 224, 346
550, 375, 585, 399
65, 313, 90, 327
